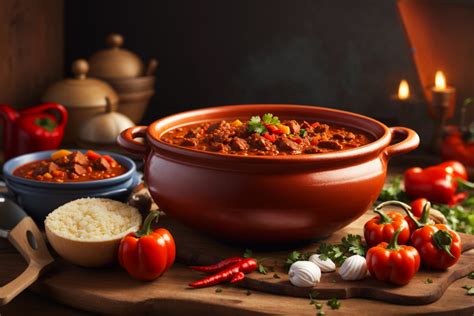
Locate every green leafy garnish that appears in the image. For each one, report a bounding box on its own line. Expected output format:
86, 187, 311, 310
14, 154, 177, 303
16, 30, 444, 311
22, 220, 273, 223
300, 128, 307, 137
258, 264, 267, 274
247, 116, 267, 134
262, 113, 280, 125
285, 250, 311, 270
308, 291, 319, 305
341, 234, 366, 256
425, 278, 433, 284
317, 311, 325, 316
243, 249, 253, 258
315, 303, 323, 309
377, 176, 410, 203
327, 298, 341, 310
462, 285, 474, 295
468, 271, 474, 279
317, 234, 365, 266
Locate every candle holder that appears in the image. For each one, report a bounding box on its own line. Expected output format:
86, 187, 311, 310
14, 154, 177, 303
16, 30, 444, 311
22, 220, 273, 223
428, 86, 456, 153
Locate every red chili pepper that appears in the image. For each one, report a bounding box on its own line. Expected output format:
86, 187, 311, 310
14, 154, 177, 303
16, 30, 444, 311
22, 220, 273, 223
404, 162, 474, 205
389, 200, 462, 270
190, 257, 243, 273
263, 133, 277, 143
265, 124, 283, 135
366, 228, 420, 285
364, 206, 410, 248
119, 211, 176, 281
189, 258, 257, 288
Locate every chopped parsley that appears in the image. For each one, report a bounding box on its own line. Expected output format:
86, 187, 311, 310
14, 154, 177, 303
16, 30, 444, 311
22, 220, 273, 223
262, 113, 280, 125
327, 298, 341, 310
468, 271, 474, 279
424, 278, 433, 284
247, 113, 280, 135
300, 128, 307, 137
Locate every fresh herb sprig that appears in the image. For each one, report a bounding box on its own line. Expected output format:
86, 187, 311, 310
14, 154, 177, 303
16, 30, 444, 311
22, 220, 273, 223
243, 249, 270, 274
247, 113, 280, 135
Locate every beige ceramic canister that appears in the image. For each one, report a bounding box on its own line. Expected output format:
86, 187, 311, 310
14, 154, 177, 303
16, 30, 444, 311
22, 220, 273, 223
42, 59, 119, 144
88, 33, 157, 123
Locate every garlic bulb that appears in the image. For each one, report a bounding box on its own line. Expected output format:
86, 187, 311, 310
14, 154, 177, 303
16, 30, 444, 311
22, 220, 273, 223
288, 261, 321, 287
338, 255, 367, 281
308, 254, 336, 273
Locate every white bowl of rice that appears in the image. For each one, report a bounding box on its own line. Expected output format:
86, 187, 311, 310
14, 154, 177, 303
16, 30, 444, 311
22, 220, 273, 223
45, 198, 142, 267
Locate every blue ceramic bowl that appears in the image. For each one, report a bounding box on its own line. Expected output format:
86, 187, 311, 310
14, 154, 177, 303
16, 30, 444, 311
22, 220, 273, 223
3, 150, 140, 222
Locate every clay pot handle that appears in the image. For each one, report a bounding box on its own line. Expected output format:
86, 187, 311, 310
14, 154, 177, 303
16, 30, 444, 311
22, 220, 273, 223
117, 126, 150, 157
146, 59, 159, 76
383, 127, 420, 160
0, 217, 54, 305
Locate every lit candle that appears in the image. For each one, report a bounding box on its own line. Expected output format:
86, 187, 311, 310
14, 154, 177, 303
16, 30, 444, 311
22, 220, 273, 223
398, 80, 410, 100
429, 70, 456, 152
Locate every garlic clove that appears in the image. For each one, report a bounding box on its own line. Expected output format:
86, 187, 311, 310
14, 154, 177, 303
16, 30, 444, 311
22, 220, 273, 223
338, 255, 367, 281
288, 261, 321, 287
308, 254, 336, 273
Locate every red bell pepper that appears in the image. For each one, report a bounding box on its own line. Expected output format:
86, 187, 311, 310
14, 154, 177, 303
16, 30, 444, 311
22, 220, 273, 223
265, 124, 283, 135
263, 133, 277, 143
119, 211, 176, 281
366, 228, 420, 285
410, 198, 429, 217
437, 160, 468, 180
404, 162, 473, 205
403, 202, 462, 270
364, 204, 410, 247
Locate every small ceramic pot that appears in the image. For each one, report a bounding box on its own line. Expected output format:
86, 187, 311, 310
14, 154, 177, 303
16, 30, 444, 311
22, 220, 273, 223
117, 105, 420, 243
3, 150, 139, 222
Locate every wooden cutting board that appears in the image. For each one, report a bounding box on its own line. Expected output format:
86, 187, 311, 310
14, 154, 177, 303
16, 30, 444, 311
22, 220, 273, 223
169, 212, 474, 305
1, 211, 473, 315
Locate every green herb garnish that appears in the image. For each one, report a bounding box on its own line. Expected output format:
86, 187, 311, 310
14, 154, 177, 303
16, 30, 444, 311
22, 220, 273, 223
462, 285, 474, 295
377, 176, 410, 203
468, 271, 474, 279
315, 303, 323, 309
285, 250, 311, 270
327, 298, 341, 310
35, 117, 57, 132
300, 128, 307, 137
262, 113, 280, 125
247, 116, 267, 134
425, 278, 433, 284
341, 234, 366, 256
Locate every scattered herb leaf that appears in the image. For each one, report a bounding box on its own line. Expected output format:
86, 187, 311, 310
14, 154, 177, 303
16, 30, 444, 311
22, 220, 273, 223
315, 303, 323, 310
462, 285, 474, 295
258, 264, 267, 274
327, 298, 341, 310
300, 128, 307, 137
468, 271, 474, 279
424, 278, 433, 284
317, 311, 325, 316
377, 176, 410, 203
285, 250, 311, 270
308, 291, 319, 305
342, 234, 367, 256
273, 273, 280, 279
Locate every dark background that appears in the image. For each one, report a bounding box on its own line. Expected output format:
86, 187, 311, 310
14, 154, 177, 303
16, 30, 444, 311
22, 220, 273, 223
64, 1, 426, 135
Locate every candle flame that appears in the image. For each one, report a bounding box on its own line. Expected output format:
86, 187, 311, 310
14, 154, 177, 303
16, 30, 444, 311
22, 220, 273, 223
398, 80, 410, 100
435, 71, 446, 89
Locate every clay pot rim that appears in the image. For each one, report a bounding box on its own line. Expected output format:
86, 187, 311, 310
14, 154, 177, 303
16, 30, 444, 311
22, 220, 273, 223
143, 104, 415, 164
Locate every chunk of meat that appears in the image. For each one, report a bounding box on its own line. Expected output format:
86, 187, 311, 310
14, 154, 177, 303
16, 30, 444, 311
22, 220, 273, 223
275, 136, 301, 153
184, 129, 198, 138
68, 151, 89, 165
33, 161, 59, 176
209, 142, 230, 153
284, 120, 300, 135
304, 146, 322, 154
318, 140, 343, 150
332, 133, 345, 141
206, 121, 227, 133
71, 164, 87, 175
312, 122, 329, 133
231, 137, 249, 151
181, 138, 198, 146
249, 133, 274, 151
93, 157, 111, 172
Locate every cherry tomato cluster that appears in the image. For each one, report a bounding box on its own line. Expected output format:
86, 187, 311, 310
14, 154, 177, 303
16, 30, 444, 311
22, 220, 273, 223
363, 199, 462, 285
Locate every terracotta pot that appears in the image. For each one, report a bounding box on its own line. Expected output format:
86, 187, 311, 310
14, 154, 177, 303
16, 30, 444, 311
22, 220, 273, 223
116, 90, 154, 123
107, 76, 155, 93
118, 105, 420, 243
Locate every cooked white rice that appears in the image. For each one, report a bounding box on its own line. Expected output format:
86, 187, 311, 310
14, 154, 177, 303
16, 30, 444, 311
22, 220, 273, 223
45, 198, 142, 241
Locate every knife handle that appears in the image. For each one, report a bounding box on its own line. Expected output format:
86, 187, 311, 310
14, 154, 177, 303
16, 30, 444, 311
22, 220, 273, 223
0, 217, 53, 305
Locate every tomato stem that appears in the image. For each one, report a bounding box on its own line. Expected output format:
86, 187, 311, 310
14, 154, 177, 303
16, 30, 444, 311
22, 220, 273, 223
135, 211, 160, 237
373, 209, 392, 224
432, 230, 455, 259
387, 227, 402, 251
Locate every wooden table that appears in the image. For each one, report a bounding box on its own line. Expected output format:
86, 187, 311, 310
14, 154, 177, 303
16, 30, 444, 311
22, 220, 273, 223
0, 156, 473, 315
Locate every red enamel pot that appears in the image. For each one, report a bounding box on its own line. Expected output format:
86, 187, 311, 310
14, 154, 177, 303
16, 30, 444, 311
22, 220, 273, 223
118, 104, 419, 243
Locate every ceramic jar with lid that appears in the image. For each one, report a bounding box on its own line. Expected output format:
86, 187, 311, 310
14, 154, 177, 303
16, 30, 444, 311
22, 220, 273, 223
88, 33, 157, 123
42, 59, 119, 144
